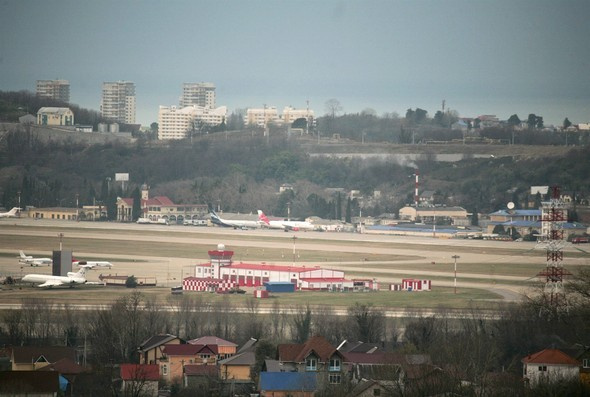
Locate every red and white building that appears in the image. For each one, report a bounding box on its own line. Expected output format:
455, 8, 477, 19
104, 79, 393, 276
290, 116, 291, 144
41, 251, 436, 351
187, 244, 378, 292
390, 278, 431, 292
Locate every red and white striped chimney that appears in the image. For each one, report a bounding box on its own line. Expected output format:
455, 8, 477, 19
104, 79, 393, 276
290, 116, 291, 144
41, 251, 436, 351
414, 169, 419, 208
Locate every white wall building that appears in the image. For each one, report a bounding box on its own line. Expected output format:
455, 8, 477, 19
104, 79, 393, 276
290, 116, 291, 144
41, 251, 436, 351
158, 105, 227, 140
245, 107, 280, 128
180, 82, 216, 108
37, 107, 74, 126
522, 349, 580, 387
36, 79, 70, 103
101, 81, 136, 124
282, 106, 314, 126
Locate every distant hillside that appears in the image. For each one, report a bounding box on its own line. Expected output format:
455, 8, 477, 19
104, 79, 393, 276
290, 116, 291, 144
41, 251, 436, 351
0, 90, 105, 127
0, 123, 588, 221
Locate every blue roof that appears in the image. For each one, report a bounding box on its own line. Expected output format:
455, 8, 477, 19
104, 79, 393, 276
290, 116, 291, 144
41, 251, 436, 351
490, 209, 541, 216
260, 372, 317, 392
367, 225, 460, 234
264, 281, 295, 285
497, 220, 541, 227
563, 222, 588, 229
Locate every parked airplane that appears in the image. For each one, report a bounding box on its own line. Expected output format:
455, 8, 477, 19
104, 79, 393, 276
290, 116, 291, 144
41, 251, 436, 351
18, 251, 52, 267
73, 260, 113, 269
257, 210, 315, 231
21, 267, 89, 288
0, 207, 21, 218
210, 210, 260, 229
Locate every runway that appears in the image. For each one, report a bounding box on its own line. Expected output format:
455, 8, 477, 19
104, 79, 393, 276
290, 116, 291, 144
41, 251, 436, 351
1, 218, 587, 306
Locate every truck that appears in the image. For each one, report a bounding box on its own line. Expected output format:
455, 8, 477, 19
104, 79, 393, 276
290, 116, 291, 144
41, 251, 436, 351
183, 219, 208, 226
137, 218, 169, 225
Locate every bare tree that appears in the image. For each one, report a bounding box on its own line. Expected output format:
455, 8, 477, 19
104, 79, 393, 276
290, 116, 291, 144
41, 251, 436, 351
347, 303, 385, 343
324, 98, 343, 118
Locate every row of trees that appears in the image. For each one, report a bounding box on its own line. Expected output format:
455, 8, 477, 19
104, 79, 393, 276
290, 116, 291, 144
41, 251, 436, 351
1, 269, 589, 395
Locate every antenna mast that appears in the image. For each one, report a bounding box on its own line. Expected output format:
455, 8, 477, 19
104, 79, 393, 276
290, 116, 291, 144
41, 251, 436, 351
536, 186, 571, 310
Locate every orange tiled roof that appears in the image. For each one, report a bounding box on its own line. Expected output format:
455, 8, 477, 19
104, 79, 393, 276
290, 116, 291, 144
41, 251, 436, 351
522, 349, 580, 365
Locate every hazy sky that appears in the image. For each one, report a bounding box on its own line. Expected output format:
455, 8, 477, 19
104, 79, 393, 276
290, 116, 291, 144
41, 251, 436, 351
1, 0, 589, 126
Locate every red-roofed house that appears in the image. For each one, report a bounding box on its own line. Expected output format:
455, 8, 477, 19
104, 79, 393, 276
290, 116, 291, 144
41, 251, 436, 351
138, 334, 183, 365
277, 335, 346, 387
116, 184, 207, 222
522, 348, 580, 386
188, 336, 238, 360
160, 344, 219, 383
120, 364, 159, 397
184, 364, 219, 390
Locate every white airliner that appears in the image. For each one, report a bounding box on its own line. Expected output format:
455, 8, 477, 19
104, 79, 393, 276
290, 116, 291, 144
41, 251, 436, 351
0, 207, 21, 218
210, 210, 260, 229
21, 267, 89, 288
72, 259, 113, 269
18, 251, 52, 267
257, 210, 315, 231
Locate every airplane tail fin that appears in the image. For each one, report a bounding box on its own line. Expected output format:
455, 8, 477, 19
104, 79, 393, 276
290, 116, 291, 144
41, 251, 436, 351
257, 210, 270, 225
19, 250, 27, 259
9, 208, 20, 215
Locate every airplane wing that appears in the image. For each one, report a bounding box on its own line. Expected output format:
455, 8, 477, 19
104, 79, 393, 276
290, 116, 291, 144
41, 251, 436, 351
37, 280, 64, 288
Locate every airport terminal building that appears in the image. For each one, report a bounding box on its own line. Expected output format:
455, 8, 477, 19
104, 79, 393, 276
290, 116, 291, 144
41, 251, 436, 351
184, 244, 378, 292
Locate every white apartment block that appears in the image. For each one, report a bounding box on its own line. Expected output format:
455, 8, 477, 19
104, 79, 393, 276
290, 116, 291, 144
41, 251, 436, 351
180, 82, 216, 108
158, 105, 227, 140
36, 80, 70, 103
282, 106, 314, 124
101, 81, 136, 124
245, 107, 280, 128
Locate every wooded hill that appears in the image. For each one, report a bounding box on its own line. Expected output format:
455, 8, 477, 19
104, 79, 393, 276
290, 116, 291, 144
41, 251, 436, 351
1, 123, 589, 221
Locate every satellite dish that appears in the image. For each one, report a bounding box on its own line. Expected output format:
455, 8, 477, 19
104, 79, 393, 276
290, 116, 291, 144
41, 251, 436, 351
507, 202, 515, 210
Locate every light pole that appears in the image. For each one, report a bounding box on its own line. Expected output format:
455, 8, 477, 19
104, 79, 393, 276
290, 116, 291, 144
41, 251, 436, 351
17, 190, 21, 210
452, 255, 460, 294
58, 233, 64, 251
76, 194, 79, 221
292, 236, 297, 266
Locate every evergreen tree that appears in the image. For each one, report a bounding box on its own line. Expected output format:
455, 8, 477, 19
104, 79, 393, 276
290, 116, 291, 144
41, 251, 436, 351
345, 197, 352, 223
131, 187, 141, 221
471, 208, 479, 226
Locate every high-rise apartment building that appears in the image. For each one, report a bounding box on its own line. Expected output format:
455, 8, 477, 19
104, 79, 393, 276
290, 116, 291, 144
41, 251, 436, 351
36, 80, 70, 103
101, 81, 136, 124
180, 82, 216, 108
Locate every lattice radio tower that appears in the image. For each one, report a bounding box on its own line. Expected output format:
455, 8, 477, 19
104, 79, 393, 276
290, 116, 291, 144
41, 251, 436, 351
536, 186, 571, 307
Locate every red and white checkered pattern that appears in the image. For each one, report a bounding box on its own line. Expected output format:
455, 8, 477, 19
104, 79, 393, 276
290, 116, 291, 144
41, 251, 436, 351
183, 277, 237, 293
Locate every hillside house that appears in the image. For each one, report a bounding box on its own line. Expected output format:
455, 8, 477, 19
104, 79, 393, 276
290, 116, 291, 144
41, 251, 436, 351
275, 336, 346, 388
522, 348, 580, 387
138, 334, 183, 365
119, 364, 159, 397
10, 346, 76, 371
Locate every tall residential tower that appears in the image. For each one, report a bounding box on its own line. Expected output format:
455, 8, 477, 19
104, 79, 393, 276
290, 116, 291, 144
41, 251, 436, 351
101, 81, 136, 124
36, 80, 70, 103
180, 82, 216, 108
